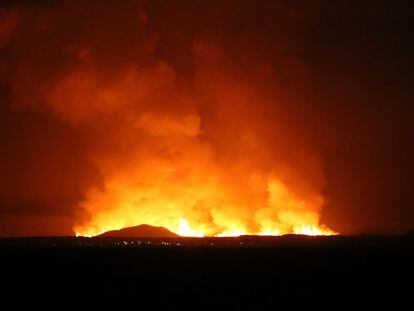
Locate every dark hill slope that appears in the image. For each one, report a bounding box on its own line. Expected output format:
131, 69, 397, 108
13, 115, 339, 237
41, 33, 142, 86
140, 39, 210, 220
98, 224, 179, 238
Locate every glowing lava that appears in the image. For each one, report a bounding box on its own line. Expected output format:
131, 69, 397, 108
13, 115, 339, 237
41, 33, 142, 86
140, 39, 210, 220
76, 219, 336, 238
74, 179, 337, 238
178, 218, 204, 237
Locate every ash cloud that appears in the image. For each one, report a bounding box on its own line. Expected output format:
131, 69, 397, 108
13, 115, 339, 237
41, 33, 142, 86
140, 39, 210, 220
3, 0, 412, 235
0, 0, 329, 236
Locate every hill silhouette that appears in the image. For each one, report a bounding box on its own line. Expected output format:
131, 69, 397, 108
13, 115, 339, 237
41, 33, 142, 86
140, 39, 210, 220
98, 224, 179, 238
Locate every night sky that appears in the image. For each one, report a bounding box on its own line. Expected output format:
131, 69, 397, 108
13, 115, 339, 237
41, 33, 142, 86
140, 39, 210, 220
0, 0, 413, 236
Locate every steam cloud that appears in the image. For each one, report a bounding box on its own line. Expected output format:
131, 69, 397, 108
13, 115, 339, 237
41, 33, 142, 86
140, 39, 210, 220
0, 1, 334, 236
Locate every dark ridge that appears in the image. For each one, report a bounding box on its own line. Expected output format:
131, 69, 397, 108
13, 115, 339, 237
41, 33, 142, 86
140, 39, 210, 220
98, 224, 180, 238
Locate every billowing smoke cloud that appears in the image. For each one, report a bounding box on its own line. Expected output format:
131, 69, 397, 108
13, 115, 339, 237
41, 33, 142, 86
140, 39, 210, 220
0, 0, 335, 236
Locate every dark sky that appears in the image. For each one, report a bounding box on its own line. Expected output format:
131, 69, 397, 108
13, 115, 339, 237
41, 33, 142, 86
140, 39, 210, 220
311, 1, 414, 233
0, 0, 413, 236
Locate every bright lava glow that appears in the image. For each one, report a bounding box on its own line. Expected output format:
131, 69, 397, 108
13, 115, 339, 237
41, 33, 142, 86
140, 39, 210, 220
76, 217, 337, 238
74, 178, 338, 238
178, 218, 204, 237
293, 224, 336, 236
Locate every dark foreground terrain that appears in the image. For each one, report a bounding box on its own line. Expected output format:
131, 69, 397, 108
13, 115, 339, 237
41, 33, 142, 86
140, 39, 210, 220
1, 235, 414, 308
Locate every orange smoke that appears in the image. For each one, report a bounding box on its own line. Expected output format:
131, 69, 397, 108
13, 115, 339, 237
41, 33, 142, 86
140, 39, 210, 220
70, 42, 336, 237
3, 2, 336, 237
74, 176, 335, 237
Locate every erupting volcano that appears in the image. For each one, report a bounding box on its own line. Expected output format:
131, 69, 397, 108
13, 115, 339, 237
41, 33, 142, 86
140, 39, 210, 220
3, 2, 414, 308
68, 43, 337, 238
1, 1, 341, 237
67, 37, 336, 238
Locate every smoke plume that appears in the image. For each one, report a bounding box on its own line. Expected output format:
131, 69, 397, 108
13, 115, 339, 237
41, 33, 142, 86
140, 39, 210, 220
0, 0, 335, 236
